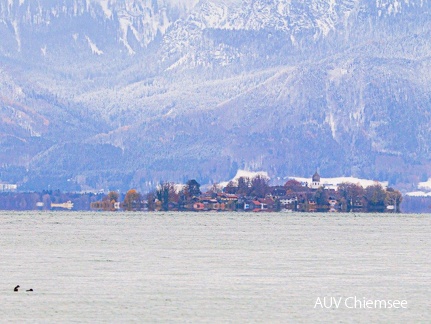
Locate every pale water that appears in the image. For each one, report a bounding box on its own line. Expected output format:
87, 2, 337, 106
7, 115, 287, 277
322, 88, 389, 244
0, 211, 430, 323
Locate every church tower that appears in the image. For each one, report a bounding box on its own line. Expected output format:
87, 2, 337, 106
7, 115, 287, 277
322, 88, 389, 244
311, 171, 321, 189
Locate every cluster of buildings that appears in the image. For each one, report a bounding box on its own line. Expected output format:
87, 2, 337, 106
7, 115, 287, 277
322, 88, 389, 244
92, 172, 383, 212
186, 173, 352, 213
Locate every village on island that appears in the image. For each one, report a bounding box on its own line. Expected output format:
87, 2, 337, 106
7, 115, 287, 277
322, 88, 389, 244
89, 171, 403, 213
0, 171, 405, 212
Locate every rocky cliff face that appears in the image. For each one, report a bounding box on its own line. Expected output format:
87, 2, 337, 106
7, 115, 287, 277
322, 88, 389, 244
1, 0, 430, 191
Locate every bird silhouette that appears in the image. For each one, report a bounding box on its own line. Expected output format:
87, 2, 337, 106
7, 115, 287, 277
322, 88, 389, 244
14, 285, 20, 292
26, 289, 33, 292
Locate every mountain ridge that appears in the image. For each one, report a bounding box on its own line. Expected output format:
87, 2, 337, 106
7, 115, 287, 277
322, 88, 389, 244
1, 0, 431, 192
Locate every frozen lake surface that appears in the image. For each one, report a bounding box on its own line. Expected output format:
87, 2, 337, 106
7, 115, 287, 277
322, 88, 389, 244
1, 211, 430, 323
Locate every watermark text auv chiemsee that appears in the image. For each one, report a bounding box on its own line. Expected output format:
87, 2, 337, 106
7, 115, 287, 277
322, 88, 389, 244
314, 296, 408, 309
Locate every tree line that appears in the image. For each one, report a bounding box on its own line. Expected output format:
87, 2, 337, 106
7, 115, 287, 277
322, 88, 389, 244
0, 177, 403, 212
92, 177, 403, 213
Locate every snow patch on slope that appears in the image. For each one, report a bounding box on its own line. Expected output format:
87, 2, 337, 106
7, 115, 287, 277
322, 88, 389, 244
406, 191, 431, 197
291, 176, 389, 189
85, 35, 104, 55
418, 178, 431, 190
11, 19, 21, 51
98, 0, 112, 18
218, 169, 270, 188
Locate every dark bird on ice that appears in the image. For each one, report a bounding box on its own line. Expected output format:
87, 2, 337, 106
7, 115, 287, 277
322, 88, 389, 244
14, 285, 20, 292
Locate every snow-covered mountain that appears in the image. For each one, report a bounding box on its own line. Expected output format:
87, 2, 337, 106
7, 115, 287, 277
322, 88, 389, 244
0, 0, 197, 57
1, 0, 431, 192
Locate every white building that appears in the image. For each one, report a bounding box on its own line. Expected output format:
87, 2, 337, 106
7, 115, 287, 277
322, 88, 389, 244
0, 183, 17, 192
